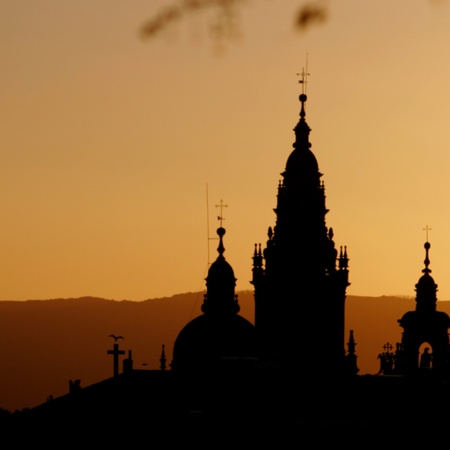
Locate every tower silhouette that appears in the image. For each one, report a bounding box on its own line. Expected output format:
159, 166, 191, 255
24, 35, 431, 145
252, 92, 350, 378
397, 241, 450, 375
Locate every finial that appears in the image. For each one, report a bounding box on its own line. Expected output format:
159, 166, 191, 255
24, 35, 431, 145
347, 330, 356, 354
348, 330, 355, 344
215, 199, 228, 228
383, 342, 393, 353
297, 53, 310, 95
338, 246, 349, 270
299, 93, 307, 120
423, 241, 431, 274
217, 227, 226, 256
423, 225, 432, 243
160, 344, 167, 371
328, 227, 334, 240
296, 55, 310, 120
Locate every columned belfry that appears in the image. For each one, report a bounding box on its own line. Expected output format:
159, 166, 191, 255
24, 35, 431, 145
252, 90, 350, 377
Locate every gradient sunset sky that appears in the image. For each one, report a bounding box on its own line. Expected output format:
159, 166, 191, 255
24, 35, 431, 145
2, 1, 450, 301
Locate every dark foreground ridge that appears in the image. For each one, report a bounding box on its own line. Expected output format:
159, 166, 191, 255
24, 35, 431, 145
7, 367, 450, 446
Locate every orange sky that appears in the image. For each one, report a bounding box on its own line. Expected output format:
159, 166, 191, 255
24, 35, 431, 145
2, 1, 450, 301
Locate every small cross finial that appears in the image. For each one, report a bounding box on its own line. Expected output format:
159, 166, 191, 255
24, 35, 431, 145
423, 225, 432, 242
383, 342, 393, 353
297, 54, 310, 95
215, 199, 228, 227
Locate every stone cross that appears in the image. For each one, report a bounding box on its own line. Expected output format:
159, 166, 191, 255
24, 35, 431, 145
107, 343, 125, 377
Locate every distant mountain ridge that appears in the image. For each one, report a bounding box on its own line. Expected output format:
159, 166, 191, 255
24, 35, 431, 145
0, 292, 448, 412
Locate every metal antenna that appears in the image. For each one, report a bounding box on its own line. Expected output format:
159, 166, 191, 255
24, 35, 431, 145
206, 185, 224, 267
206, 183, 210, 266
206, 184, 218, 266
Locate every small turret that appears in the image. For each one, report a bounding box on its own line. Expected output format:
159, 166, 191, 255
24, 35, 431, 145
415, 241, 438, 313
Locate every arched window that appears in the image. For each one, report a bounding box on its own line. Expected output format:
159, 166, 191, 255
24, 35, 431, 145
418, 342, 433, 369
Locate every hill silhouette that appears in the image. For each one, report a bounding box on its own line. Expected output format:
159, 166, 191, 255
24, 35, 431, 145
0, 292, 447, 412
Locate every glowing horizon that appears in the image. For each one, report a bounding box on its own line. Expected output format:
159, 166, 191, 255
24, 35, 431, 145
2, 1, 450, 301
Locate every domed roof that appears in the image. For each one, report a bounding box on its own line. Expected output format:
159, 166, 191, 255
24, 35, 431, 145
285, 147, 319, 174
416, 272, 437, 290
172, 224, 257, 373
172, 313, 257, 373
202, 227, 239, 315
284, 93, 320, 178
207, 247, 235, 285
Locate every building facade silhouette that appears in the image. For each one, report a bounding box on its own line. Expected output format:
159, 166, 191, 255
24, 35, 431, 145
18, 86, 450, 445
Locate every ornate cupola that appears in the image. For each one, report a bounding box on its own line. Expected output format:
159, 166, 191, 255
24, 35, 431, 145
415, 241, 438, 313
252, 83, 349, 378
285, 93, 319, 180
202, 227, 240, 316
397, 240, 450, 375
172, 221, 256, 380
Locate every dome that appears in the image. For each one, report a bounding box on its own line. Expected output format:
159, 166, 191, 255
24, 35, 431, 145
172, 224, 257, 374
202, 226, 239, 315
172, 313, 257, 373
207, 254, 235, 285
285, 147, 319, 175
416, 273, 437, 291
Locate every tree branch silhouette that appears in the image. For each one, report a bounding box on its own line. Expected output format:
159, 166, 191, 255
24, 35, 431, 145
140, 0, 329, 42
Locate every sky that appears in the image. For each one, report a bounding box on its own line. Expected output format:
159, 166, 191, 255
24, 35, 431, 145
2, 0, 450, 301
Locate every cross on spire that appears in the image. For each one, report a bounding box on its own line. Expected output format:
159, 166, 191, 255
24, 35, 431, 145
215, 199, 228, 227
423, 225, 432, 242
297, 54, 310, 95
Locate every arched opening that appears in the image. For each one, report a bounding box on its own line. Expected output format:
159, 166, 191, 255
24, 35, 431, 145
418, 342, 433, 369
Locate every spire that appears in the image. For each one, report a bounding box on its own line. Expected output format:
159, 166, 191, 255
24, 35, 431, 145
347, 330, 356, 355
423, 241, 431, 275
217, 226, 225, 257
300, 93, 307, 120
285, 83, 319, 179
294, 59, 311, 150
345, 330, 359, 376
338, 246, 349, 270
415, 241, 438, 312
252, 243, 263, 270
293, 93, 312, 150
422, 225, 432, 275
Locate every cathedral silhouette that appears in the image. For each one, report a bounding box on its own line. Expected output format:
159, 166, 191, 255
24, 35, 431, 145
14, 86, 450, 444
252, 92, 350, 378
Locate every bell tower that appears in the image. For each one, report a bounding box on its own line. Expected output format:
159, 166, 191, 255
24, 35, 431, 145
397, 241, 450, 376
252, 89, 350, 378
